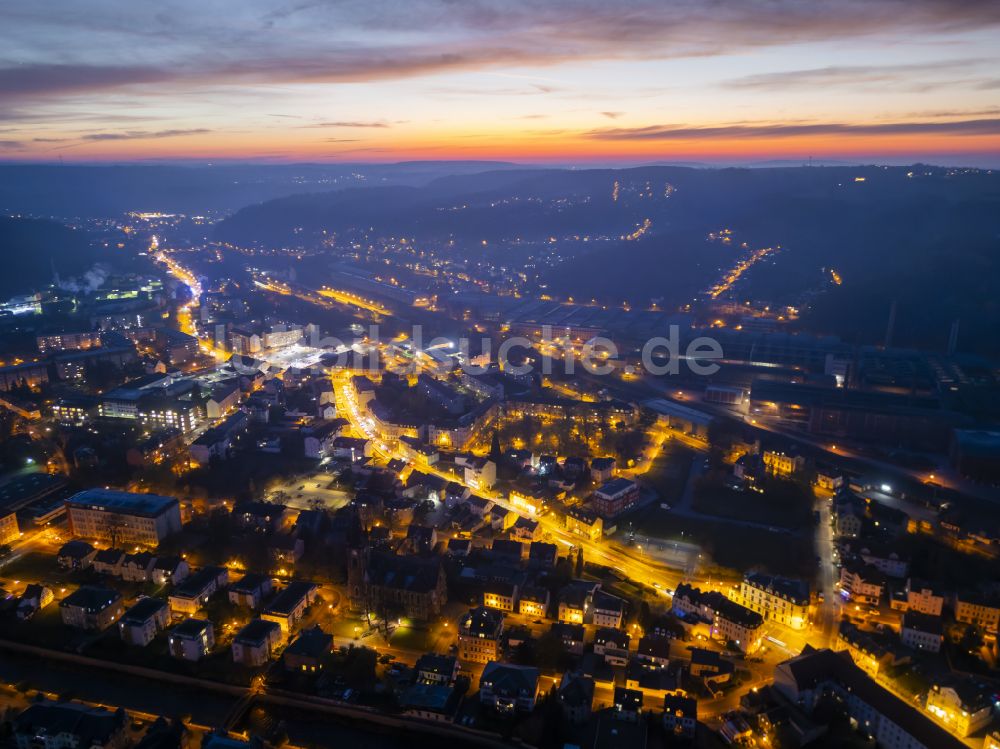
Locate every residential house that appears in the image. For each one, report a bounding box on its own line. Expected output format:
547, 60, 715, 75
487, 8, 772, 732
565, 507, 603, 542
613, 687, 644, 722
228, 573, 274, 609
231, 501, 289, 533
518, 586, 549, 618
857, 543, 909, 579
399, 682, 461, 723
303, 419, 346, 459
120, 552, 157, 583
414, 653, 460, 686
833, 490, 866, 538
330, 436, 373, 461
60, 586, 123, 631
261, 581, 318, 635
168, 618, 214, 661
479, 662, 540, 713
151, 557, 189, 586
490, 539, 524, 564
446, 538, 471, 558
636, 636, 672, 667
509, 516, 540, 542
527, 541, 558, 569
558, 672, 595, 724
205, 380, 241, 419
168, 566, 229, 617
903, 578, 946, 616
900, 612, 944, 653
483, 581, 518, 613
835, 621, 898, 678
13, 701, 128, 749
551, 622, 586, 655
92, 549, 125, 577
57, 540, 96, 570
839, 561, 886, 605
404, 524, 438, 554
926, 678, 994, 738
738, 573, 810, 630
16, 584, 54, 621
119, 597, 170, 646
663, 694, 698, 739
689, 648, 735, 683
774, 647, 968, 749
593, 627, 630, 666
815, 468, 844, 492
458, 606, 504, 664
591, 591, 626, 628
283, 626, 333, 673
763, 449, 805, 476
190, 411, 248, 465
558, 583, 596, 624
590, 457, 616, 483
232, 619, 283, 666
954, 592, 1000, 633
463, 457, 497, 490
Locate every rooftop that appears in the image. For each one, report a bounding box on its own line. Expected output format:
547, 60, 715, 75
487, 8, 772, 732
744, 572, 810, 604
778, 647, 967, 749
67, 488, 179, 518
264, 581, 317, 616
171, 618, 211, 639
60, 585, 121, 612
234, 618, 281, 645
596, 477, 637, 497
121, 597, 168, 624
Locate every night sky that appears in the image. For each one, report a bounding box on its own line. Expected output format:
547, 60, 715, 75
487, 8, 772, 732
3, 0, 1000, 164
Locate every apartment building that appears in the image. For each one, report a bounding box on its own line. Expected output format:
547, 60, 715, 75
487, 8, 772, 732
738, 573, 810, 630
66, 489, 182, 547
953, 592, 1000, 633
775, 648, 967, 749
458, 606, 504, 664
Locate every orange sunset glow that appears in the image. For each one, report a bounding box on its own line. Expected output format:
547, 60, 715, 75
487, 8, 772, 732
2, 1, 1000, 166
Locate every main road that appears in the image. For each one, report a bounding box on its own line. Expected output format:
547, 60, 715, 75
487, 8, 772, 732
331, 373, 692, 592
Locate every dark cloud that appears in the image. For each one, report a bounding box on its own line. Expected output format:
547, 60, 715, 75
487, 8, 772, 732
5, 1, 1000, 99
301, 121, 392, 128
909, 107, 1000, 118
0, 63, 172, 96
82, 128, 212, 141
586, 118, 1000, 140
0, 140, 24, 149
722, 59, 990, 90
601, 111, 624, 119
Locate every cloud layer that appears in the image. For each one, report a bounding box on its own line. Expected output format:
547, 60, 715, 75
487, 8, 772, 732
2, 0, 999, 161
5, 1, 1000, 99
587, 118, 1000, 141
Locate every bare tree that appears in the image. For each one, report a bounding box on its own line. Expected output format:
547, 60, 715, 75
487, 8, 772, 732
101, 513, 129, 548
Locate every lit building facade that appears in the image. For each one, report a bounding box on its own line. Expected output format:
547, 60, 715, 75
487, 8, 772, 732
66, 489, 182, 546
738, 573, 809, 630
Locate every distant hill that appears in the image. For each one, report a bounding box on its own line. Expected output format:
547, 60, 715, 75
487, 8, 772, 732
215, 164, 1000, 354
0, 216, 105, 298
0, 162, 522, 219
